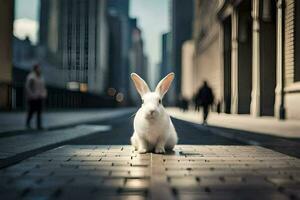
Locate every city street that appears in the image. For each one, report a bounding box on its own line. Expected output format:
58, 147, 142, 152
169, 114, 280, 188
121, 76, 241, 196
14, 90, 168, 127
1, 0, 300, 199
0, 109, 299, 199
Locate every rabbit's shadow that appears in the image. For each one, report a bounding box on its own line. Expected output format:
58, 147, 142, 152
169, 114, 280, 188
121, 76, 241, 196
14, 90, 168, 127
133, 149, 177, 155
147, 149, 177, 155
163, 150, 176, 155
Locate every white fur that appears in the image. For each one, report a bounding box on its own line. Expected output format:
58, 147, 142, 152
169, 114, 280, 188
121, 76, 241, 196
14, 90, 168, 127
130, 72, 178, 154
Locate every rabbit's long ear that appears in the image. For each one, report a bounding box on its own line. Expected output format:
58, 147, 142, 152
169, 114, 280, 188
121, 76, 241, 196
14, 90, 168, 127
131, 73, 150, 97
155, 72, 175, 98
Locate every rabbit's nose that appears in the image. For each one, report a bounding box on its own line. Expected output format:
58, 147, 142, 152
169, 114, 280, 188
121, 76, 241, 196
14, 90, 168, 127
149, 110, 155, 115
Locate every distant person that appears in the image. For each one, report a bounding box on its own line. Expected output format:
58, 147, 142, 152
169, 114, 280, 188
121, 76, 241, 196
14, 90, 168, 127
181, 97, 189, 112
193, 93, 200, 112
25, 64, 47, 129
216, 100, 221, 114
196, 81, 214, 125
178, 95, 189, 112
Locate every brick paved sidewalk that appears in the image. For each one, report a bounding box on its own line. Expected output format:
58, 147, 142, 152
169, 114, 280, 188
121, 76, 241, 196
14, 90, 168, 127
1, 145, 299, 200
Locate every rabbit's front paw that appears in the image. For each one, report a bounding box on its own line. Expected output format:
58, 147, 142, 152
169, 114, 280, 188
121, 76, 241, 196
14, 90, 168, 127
155, 146, 165, 154
138, 148, 148, 154
132, 146, 138, 151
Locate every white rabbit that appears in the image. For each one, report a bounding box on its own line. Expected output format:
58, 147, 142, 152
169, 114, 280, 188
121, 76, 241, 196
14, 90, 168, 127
130, 72, 178, 154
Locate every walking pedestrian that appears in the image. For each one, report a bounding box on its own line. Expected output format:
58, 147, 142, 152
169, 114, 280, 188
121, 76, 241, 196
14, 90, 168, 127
195, 81, 214, 125
25, 64, 47, 129
178, 95, 189, 112
193, 94, 200, 112
216, 101, 221, 114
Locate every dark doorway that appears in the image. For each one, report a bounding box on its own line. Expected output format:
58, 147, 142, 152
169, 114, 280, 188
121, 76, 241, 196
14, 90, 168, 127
237, 0, 252, 114
223, 16, 232, 114
259, 0, 277, 116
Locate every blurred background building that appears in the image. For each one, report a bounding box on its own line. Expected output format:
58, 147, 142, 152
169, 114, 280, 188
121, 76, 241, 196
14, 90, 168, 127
158, 0, 194, 106
0, 0, 150, 109
107, 0, 130, 105
160, 32, 173, 104
181, 0, 300, 120
128, 18, 147, 104
170, 0, 194, 104
39, 0, 109, 94
1, 0, 300, 120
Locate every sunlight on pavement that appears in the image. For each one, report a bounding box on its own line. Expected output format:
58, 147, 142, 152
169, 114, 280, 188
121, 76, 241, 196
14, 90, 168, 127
76, 125, 112, 132
1, 145, 299, 199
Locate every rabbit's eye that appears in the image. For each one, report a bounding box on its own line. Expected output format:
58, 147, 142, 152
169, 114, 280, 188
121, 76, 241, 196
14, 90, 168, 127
158, 99, 162, 104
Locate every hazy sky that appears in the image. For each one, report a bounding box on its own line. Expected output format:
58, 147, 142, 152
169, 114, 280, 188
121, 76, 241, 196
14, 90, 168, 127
130, 0, 170, 85
15, 0, 39, 20
14, 0, 170, 84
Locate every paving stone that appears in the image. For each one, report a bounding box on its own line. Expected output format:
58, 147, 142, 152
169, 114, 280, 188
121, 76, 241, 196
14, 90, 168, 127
177, 192, 290, 200
0, 145, 299, 200
124, 178, 149, 189
102, 178, 126, 187
169, 177, 199, 188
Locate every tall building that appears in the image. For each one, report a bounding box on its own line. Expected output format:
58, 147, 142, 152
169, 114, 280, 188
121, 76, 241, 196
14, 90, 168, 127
161, 32, 171, 79
107, 0, 129, 17
160, 32, 174, 105
143, 55, 149, 83
39, 0, 109, 94
171, 0, 194, 101
130, 24, 145, 77
13, 36, 35, 63
107, 13, 129, 97
39, 0, 61, 66
181, 0, 300, 120
128, 18, 148, 104
107, 0, 131, 105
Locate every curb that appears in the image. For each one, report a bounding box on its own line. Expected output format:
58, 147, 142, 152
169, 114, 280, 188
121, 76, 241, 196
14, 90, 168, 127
0, 108, 135, 138
190, 123, 300, 158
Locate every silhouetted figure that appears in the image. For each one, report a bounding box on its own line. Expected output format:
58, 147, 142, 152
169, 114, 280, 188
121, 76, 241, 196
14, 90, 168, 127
25, 64, 47, 129
193, 94, 200, 112
178, 95, 189, 112
196, 81, 214, 125
216, 101, 221, 114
